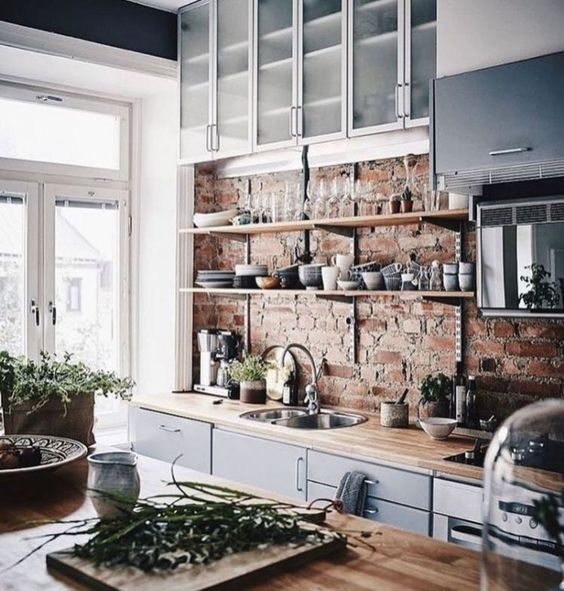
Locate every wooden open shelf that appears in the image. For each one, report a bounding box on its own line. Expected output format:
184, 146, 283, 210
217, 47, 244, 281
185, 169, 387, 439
181, 287, 474, 300
180, 209, 469, 237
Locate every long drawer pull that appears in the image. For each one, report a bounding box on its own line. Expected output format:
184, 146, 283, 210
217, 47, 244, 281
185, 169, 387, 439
489, 147, 530, 156
296, 456, 304, 492
364, 479, 378, 485
159, 424, 181, 433
364, 508, 379, 515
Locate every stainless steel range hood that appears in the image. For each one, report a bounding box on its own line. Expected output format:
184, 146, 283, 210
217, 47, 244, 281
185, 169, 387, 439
431, 51, 564, 193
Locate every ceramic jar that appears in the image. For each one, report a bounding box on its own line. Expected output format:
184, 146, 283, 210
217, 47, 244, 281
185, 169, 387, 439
380, 402, 409, 428
240, 380, 267, 404
87, 451, 140, 519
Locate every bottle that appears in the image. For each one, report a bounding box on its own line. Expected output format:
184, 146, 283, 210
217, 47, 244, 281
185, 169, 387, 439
455, 374, 467, 426
466, 375, 477, 429
282, 372, 298, 406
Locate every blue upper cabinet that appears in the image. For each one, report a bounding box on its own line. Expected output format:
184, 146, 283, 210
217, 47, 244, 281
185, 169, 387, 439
433, 51, 564, 180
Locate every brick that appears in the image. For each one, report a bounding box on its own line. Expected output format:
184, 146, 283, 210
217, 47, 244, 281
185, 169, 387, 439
492, 321, 516, 338
527, 360, 564, 378
471, 340, 505, 356
372, 350, 402, 364
403, 319, 421, 334
325, 364, 355, 379
506, 341, 559, 358
518, 323, 564, 340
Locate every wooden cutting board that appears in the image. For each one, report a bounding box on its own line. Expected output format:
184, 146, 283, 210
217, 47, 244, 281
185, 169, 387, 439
47, 533, 345, 591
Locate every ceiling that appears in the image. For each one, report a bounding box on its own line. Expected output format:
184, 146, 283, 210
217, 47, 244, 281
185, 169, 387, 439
128, 0, 188, 12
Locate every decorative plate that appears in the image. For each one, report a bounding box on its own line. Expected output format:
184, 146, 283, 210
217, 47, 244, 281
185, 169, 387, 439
262, 346, 297, 401
0, 434, 87, 478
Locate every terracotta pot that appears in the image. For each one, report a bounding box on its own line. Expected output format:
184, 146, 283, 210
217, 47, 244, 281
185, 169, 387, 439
1, 391, 95, 446
240, 380, 267, 404
389, 201, 401, 214
400, 200, 413, 213
417, 399, 450, 423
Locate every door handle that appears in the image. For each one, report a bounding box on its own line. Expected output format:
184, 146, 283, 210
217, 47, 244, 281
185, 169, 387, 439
395, 84, 403, 119
295, 456, 304, 492
205, 124, 211, 152
296, 106, 303, 137
159, 424, 181, 433
364, 479, 378, 485
450, 524, 483, 546
211, 123, 219, 152
289, 107, 296, 137
489, 147, 530, 156
364, 508, 379, 515
403, 82, 410, 118
48, 301, 56, 326
30, 299, 40, 326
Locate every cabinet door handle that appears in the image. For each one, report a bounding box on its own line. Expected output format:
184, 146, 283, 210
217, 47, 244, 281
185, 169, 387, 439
364, 479, 378, 485
159, 424, 181, 433
395, 84, 403, 119
489, 147, 530, 156
295, 456, 304, 492
205, 124, 211, 152
211, 123, 219, 152
296, 106, 302, 137
403, 82, 410, 118
30, 299, 40, 326
364, 508, 379, 515
450, 525, 483, 546
289, 106, 296, 137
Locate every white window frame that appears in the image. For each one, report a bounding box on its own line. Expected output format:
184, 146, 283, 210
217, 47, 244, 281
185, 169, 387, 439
0, 81, 130, 182
43, 183, 131, 376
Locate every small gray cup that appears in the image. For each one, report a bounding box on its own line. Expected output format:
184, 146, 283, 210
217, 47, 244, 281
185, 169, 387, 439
380, 401, 409, 428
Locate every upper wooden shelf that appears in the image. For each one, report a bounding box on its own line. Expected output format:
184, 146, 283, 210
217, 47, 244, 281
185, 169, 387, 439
180, 209, 469, 237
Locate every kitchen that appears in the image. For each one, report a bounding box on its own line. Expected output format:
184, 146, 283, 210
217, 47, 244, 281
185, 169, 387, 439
0, 1, 563, 590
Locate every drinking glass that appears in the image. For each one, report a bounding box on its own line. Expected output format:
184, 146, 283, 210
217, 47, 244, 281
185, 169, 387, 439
423, 186, 440, 211
313, 178, 328, 219
270, 192, 282, 223
327, 178, 341, 218
259, 192, 271, 223
250, 193, 261, 223
339, 176, 354, 218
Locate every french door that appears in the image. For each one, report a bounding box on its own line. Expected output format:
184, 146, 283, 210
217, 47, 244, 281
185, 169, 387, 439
0, 179, 129, 374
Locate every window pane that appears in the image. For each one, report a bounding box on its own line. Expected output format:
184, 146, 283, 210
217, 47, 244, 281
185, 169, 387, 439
55, 200, 119, 371
0, 98, 120, 170
0, 196, 25, 356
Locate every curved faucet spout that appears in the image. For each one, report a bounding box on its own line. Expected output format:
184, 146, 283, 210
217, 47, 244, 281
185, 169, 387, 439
281, 343, 319, 414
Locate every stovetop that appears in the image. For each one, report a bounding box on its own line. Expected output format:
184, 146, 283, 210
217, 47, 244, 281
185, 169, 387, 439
444, 436, 564, 473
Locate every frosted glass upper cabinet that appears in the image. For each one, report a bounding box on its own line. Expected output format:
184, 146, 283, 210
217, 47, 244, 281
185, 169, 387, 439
348, 0, 403, 136
180, 1, 212, 161
298, 0, 347, 143
254, 0, 297, 149
404, 0, 436, 126
179, 0, 252, 162
214, 0, 253, 158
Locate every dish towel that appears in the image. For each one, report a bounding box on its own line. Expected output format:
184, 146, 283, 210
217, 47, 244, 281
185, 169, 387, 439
335, 471, 368, 516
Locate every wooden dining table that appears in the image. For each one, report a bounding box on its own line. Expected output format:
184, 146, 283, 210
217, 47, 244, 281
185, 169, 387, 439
0, 452, 557, 591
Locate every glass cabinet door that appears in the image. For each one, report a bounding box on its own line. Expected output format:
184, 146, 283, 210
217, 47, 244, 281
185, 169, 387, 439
300, 0, 345, 141
406, 0, 436, 123
215, 0, 251, 157
256, 0, 296, 147
180, 2, 212, 160
349, 0, 402, 134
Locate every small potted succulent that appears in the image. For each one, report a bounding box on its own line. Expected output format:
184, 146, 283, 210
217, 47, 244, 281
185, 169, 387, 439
519, 263, 560, 310
389, 193, 401, 214
418, 372, 452, 421
400, 186, 414, 213
228, 355, 273, 404
0, 351, 134, 446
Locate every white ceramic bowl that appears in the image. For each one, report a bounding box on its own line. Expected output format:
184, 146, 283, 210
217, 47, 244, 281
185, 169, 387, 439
193, 209, 238, 228
337, 280, 361, 290
362, 271, 384, 290
419, 418, 457, 440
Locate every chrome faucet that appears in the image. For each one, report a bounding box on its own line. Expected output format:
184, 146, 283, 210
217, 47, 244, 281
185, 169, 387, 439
281, 343, 319, 415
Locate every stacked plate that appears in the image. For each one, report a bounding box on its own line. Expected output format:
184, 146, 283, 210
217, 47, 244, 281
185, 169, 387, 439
234, 264, 268, 277
193, 209, 238, 228
195, 270, 235, 288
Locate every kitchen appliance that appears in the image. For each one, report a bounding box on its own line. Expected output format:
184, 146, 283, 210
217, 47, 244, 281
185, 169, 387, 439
195, 329, 241, 398
477, 196, 564, 317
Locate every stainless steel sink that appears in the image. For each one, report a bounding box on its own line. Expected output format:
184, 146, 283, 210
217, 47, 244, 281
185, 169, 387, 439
275, 411, 367, 430
239, 408, 366, 430
239, 408, 308, 423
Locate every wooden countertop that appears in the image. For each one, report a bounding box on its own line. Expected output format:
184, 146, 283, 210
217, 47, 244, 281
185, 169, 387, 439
131, 393, 484, 481
1, 454, 556, 591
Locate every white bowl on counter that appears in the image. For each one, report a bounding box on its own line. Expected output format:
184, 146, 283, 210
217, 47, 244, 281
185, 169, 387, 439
419, 417, 457, 440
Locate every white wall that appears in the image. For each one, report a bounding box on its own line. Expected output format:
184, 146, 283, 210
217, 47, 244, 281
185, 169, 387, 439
135, 86, 178, 396
437, 0, 564, 76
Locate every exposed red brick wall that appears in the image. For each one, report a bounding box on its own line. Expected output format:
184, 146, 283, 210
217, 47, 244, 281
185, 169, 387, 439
192, 155, 564, 420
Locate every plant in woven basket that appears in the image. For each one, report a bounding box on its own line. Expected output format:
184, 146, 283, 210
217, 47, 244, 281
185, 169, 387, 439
0, 351, 133, 445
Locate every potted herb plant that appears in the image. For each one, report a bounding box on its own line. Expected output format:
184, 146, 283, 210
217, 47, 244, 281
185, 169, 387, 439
389, 193, 401, 215
519, 263, 560, 310
228, 355, 272, 404
0, 351, 133, 446
417, 373, 452, 421
400, 186, 414, 213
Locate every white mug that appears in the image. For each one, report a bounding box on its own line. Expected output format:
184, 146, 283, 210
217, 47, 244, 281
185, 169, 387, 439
321, 266, 340, 291
331, 254, 354, 279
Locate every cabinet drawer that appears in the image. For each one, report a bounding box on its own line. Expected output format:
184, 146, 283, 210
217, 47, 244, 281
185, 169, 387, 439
129, 406, 211, 474
433, 478, 483, 524
307, 450, 431, 510
213, 429, 306, 502
308, 481, 430, 536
